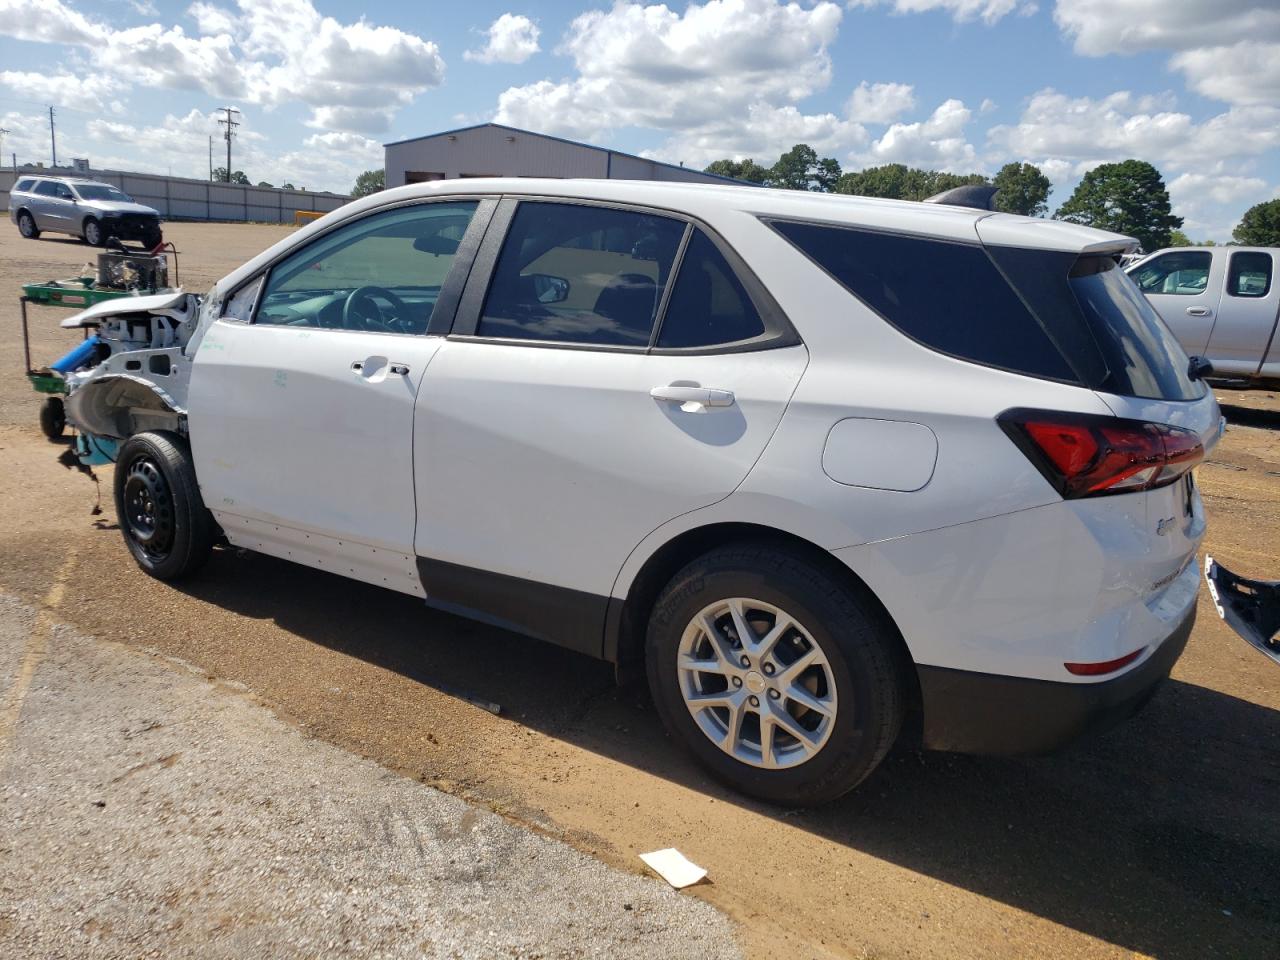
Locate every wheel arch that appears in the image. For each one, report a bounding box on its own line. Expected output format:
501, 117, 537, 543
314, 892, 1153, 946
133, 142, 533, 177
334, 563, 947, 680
607, 521, 920, 711
64, 374, 184, 440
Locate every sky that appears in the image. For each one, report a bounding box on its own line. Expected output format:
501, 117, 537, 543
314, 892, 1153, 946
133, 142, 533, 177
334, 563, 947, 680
0, 0, 1276, 241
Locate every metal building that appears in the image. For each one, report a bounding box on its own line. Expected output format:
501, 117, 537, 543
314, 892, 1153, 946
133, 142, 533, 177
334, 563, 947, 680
383, 123, 740, 188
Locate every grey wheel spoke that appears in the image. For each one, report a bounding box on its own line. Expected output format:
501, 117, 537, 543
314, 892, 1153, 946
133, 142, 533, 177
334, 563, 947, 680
677, 597, 836, 771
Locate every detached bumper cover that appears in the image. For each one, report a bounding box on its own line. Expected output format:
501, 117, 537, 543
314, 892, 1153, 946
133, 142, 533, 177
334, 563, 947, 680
1205, 555, 1280, 666
916, 605, 1194, 755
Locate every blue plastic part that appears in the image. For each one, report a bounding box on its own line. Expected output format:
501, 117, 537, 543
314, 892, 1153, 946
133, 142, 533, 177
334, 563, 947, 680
75, 432, 119, 466
50, 335, 102, 374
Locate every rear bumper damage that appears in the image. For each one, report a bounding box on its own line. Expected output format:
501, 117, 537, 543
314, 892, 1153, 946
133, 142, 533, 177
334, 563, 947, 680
1205, 555, 1280, 666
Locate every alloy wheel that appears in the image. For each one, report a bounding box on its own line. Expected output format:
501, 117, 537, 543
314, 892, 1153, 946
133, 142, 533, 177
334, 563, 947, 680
677, 597, 838, 769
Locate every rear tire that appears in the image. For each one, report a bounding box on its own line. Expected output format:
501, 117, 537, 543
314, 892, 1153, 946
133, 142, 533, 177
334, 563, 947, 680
142, 227, 163, 250
646, 544, 907, 806
114, 431, 213, 580
83, 217, 104, 246
17, 210, 39, 239
39, 397, 65, 441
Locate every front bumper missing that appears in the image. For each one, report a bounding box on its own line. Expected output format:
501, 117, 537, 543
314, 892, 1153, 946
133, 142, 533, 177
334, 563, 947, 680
1205, 555, 1280, 666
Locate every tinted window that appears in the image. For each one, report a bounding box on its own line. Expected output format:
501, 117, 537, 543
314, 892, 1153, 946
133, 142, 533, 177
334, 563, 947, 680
771, 221, 1077, 382
1227, 251, 1272, 298
1131, 251, 1211, 296
657, 230, 765, 348
34, 181, 63, 197
14, 179, 33, 192
1066, 256, 1202, 401
256, 201, 478, 333
478, 202, 685, 346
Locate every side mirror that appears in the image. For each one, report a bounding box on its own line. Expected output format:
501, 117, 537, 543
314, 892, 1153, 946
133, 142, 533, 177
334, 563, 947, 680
530, 274, 569, 304
1187, 355, 1214, 382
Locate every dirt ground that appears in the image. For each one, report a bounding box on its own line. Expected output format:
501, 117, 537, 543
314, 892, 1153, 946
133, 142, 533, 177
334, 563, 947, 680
1, 221, 1278, 959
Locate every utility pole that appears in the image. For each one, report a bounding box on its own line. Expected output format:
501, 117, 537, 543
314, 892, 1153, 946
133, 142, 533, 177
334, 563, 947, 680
208, 135, 213, 180
0, 128, 9, 167
49, 107, 56, 167
217, 107, 240, 182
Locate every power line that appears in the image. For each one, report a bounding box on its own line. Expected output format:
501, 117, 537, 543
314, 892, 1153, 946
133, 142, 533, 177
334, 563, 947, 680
217, 106, 240, 182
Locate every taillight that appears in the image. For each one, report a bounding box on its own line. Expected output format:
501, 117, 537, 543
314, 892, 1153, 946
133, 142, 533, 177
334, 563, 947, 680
999, 408, 1203, 499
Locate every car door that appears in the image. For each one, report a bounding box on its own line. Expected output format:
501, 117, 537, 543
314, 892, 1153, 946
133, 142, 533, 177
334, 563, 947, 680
1203, 250, 1278, 377
187, 198, 492, 596
412, 198, 808, 655
1129, 250, 1222, 356
30, 181, 63, 230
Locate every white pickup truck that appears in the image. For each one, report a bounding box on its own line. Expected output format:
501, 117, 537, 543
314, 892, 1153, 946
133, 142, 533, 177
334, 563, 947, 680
1127, 246, 1279, 387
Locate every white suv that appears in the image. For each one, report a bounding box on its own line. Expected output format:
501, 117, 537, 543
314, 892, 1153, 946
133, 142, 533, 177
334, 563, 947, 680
56, 179, 1221, 804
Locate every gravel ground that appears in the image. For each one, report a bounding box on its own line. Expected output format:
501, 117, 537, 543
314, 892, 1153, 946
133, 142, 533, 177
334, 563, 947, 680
0, 594, 741, 960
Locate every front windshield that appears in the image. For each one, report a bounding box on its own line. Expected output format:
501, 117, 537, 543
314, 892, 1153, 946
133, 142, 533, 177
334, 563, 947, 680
73, 184, 132, 202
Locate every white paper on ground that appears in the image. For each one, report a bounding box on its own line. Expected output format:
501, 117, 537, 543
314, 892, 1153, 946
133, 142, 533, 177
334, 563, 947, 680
639, 848, 708, 889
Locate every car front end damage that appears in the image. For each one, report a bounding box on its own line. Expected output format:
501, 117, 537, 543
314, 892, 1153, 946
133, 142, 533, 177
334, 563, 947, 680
54, 289, 214, 464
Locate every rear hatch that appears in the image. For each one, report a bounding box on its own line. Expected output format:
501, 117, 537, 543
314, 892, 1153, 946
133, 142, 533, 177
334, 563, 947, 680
976, 216, 1221, 596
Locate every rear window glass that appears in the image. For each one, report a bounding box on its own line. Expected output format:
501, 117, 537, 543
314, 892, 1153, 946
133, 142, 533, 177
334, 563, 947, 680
1227, 251, 1272, 299
1063, 256, 1203, 401
657, 230, 766, 348
770, 220, 1077, 382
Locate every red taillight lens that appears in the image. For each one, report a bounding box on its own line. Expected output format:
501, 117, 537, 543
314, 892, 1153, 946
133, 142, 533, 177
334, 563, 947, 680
1064, 648, 1145, 676
1000, 409, 1203, 499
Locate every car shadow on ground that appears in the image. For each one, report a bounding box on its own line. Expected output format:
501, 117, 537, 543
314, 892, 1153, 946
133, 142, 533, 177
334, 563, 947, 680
178, 548, 1280, 959
1220, 403, 1280, 431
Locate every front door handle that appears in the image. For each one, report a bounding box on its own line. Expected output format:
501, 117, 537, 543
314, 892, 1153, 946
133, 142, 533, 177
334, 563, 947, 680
650, 384, 735, 408
1186, 306, 1211, 317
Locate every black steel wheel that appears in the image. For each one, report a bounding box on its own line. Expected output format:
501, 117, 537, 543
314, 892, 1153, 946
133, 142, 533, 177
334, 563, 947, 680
39, 397, 65, 440
114, 431, 214, 580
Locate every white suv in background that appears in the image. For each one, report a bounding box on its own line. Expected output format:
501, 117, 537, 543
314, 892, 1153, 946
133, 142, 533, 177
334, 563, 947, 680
55, 179, 1220, 804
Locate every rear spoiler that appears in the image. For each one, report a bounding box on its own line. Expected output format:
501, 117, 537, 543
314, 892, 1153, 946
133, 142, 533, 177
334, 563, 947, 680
1205, 556, 1280, 666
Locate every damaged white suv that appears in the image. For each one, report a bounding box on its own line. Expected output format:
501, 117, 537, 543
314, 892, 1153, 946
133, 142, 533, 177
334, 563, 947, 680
57, 179, 1221, 804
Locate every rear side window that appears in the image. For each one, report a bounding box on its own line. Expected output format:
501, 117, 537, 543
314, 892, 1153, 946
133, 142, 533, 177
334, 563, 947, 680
770, 220, 1077, 382
478, 202, 685, 346
1131, 251, 1211, 296
656, 230, 766, 348
14, 179, 33, 192
1227, 251, 1272, 298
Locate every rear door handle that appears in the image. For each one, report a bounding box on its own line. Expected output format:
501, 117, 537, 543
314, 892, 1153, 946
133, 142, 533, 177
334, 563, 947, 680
1186, 306, 1211, 317
650, 384, 735, 408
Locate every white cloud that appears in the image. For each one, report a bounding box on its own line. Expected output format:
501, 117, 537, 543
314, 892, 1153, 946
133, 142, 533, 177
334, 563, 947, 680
849, 0, 1036, 25
465, 13, 541, 65
0, 70, 124, 114
1052, 0, 1280, 57
1170, 41, 1280, 107
1167, 172, 1274, 240
648, 103, 866, 168
861, 98, 978, 169
845, 81, 915, 123
0, 0, 446, 135
495, 0, 843, 140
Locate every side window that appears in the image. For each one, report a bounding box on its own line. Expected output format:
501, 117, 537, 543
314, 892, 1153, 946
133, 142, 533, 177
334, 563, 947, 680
254, 201, 478, 333
772, 220, 1077, 382
14, 179, 33, 192
477, 202, 685, 346
656, 230, 766, 348
1131, 251, 1211, 296
1227, 252, 1272, 298
35, 181, 61, 197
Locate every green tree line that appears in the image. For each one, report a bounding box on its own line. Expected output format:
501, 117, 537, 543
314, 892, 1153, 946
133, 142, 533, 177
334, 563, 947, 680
704, 146, 1280, 250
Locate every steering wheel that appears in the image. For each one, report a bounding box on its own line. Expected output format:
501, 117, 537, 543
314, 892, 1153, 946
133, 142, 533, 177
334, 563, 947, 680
342, 286, 408, 331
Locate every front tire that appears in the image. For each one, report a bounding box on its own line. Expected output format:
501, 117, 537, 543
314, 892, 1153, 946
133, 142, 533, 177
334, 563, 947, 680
39, 397, 65, 440
17, 210, 39, 239
83, 217, 104, 246
114, 431, 213, 580
646, 544, 907, 806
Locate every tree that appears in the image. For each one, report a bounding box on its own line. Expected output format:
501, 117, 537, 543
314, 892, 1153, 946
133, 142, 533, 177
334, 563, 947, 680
1053, 159, 1181, 252
766, 144, 841, 192
1169, 229, 1192, 246
256, 180, 275, 188
1232, 199, 1280, 247
281, 182, 297, 190
352, 168, 385, 199
834, 163, 987, 202
992, 162, 1051, 217
703, 158, 770, 184
211, 167, 250, 185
